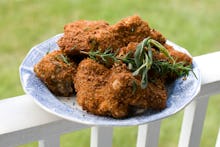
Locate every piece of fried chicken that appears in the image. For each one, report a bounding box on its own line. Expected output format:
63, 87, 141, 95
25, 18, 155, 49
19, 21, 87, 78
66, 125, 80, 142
111, 15, 166, 46
57, 20, 115, 55
34, 50, 77, 96
74, 58, 167, 118
58, 15, 166, 56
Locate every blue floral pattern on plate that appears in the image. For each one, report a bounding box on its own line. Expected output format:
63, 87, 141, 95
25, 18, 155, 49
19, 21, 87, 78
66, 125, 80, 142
19, 34, 201, 126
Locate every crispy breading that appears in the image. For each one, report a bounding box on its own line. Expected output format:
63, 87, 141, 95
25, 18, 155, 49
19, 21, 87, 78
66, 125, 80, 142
117, 42, 139, 57
164, 44, 192, 64
73, 58, 111, 116
58, 15, 166, 56
34, 50, 77, 96
149, 29, 166, 44
111, 15, 166, 46
57, 20, 114, 55
74, 58, 167, 118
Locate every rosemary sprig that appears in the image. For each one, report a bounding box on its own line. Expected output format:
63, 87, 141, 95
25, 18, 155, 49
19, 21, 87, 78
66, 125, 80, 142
60, 54, 70, 65
55, 54, 70, 65
79, 38, 195, 89
80, 48, 119, 67
152, 61, 192, 77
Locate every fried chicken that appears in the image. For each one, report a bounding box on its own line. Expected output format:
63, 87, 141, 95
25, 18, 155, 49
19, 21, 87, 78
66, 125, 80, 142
58, 15, 166, 56
74, 58, 167, 118
34, 15, 193, 118
57, 20, 115, 55
34, 50, 77, 96
164, 44, 192, 64
111, 15, 166, 46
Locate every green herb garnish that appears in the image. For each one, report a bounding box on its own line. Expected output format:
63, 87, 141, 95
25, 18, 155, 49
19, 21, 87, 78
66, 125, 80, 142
55, 54, 70, 65
80, 48, 119, 67
79, 38, 195, 89
60, 54, 70, 65
132, 80, 138, 94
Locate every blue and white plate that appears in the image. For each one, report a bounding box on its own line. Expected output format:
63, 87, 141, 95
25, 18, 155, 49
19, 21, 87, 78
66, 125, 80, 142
19, 34, 201, 126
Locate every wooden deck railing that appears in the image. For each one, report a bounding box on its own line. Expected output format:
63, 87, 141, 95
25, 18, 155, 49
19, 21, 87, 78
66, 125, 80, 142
0, 51, 220, 147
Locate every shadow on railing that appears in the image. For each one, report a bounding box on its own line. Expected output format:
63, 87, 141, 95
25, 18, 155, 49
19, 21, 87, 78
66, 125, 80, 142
0, 51, 220, 147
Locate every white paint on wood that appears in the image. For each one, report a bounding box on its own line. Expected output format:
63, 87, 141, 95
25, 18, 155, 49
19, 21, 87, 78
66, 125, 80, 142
178, 96, 209, 147
0, 119, 87, 147
136, 120, 161, 147
0, 95, 61, 134
194, 51, 220, 85
90, 126, 113, 147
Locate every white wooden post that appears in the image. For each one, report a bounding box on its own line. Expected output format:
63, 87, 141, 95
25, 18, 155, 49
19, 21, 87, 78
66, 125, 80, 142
136, 120, 161, 147
90, 126, 113, 147
178, 96, 209, 147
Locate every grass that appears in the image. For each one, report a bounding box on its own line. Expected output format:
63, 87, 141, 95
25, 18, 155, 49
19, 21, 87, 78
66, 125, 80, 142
0, 0, 219, 146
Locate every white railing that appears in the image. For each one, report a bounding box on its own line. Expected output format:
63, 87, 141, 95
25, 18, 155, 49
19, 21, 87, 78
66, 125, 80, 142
0, 51, 220, 147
